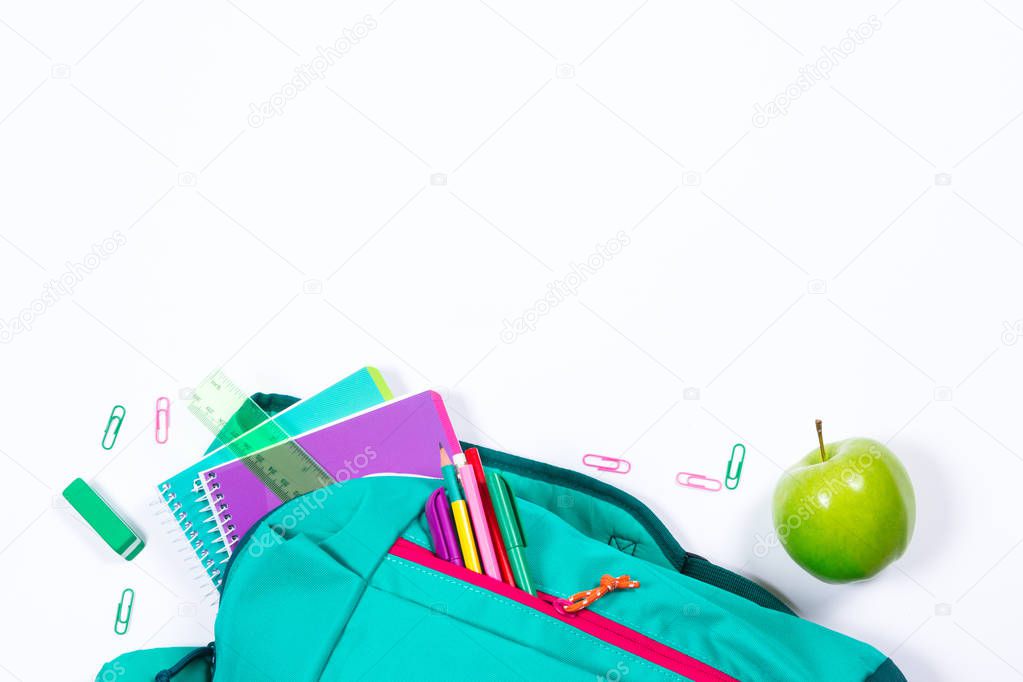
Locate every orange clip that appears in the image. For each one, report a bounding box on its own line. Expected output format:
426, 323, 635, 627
561, 574, 640, 613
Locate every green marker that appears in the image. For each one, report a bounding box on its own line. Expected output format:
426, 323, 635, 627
63, 478, 144, 560
486, 471, 535, 596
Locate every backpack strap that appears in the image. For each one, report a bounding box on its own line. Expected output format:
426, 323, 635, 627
154, 643, 215, 682
468, 442, 795, 616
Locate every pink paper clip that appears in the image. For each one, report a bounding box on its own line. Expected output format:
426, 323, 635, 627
155, 397, 170, 444
581, 454, 631, 474
676, 472, 722, 492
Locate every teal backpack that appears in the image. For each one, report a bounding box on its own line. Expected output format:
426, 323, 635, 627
99, 402, 905, 681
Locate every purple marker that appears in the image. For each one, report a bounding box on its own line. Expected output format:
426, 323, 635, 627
426, 487, 463, 567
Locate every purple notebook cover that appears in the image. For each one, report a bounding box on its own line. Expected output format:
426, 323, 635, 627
200, 390, 458, 556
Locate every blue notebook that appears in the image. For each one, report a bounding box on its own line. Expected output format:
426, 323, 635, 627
157, 367, 392, 590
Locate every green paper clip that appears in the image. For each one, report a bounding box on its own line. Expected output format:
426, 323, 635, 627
102, 405, 126, 450
725, 443, 745, 490
62, 478, 145, 560
114, 588, 134, 635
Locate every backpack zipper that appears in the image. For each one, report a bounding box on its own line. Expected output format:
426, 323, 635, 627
389, 538, 736, 682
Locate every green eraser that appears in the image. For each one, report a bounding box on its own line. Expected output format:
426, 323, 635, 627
63, 478, 144, 560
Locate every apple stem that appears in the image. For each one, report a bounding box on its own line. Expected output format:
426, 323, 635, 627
816, 419, 826, 463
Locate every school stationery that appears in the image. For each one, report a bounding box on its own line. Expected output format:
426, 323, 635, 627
676, 472, 723, 492
158, 391, 293, 591
102, 405, 125, 450
200, 391, 461, 557
581, 453, 630, 474
464, 446, 515, 585
63, 478, 144, 560
155, 397, 170, 444
725, 443, 745, 490
114, 588, 134, 635
187, 370, 332, 454
189, 369, 397, 500
187, 370, 270, 447
425, 487, 462, 567
157, 367, 392, 588
486, 471, 536, 595
440, 444, 480, 573
101, 443, 907, 682
453, 449, 500, 580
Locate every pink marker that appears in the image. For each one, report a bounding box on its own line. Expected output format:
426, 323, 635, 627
453, 451, 501, 580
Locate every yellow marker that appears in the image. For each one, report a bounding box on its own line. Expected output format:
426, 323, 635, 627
451, 498, 480, 572
440, 445, 480, 573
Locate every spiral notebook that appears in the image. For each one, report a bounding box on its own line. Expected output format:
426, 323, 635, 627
157, 367, 392, 589
199, 390, 458, 560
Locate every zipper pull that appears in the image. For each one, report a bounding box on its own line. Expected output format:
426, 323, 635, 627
557, 575, 641, 614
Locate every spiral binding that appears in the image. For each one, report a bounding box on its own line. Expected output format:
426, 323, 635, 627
156, 480, 227, 600
201, 471, 243, 561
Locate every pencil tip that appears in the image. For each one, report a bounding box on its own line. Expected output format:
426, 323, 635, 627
439, 443, 450, 466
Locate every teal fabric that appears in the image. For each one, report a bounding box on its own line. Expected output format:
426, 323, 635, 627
97, 435, 907, 680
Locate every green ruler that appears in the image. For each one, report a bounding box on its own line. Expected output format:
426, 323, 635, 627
187, 371, 267, 446
187, 370, 333, 502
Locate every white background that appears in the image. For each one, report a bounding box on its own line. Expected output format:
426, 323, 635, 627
2, 1, 1022, 680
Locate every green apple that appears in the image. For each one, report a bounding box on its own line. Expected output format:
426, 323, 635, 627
772, 421, 915, 583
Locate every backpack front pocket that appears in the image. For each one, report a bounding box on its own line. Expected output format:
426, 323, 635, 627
215, 532, 370, 681
320, 538, 735, 681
